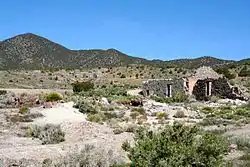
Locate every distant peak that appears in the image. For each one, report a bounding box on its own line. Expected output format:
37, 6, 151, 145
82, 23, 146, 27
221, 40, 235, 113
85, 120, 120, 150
106, 48, 119, 52
7, 33, 42, 40
15, 32, 37, 37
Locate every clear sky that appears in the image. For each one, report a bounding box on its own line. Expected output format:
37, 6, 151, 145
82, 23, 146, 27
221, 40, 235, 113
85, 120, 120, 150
1, 0, 249, 60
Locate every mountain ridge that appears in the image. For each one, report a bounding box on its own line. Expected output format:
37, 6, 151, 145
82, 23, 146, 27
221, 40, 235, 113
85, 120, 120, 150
0, 33, 245, 70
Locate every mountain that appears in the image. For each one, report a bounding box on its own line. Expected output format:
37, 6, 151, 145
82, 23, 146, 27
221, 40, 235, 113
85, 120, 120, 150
0, 33, 242, 70
164, 56, 235, 69
0, 33, 152, 70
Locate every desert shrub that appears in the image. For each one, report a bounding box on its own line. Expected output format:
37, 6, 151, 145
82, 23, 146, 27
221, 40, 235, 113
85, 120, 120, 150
6, 110, 43, 123
177, 68, 183, 73
237, 152, 250, 167
72, 81, 94, 93
74, 99, 98, 115
51, 144, 125, 167
101, 106, 115, 111
87, 114, 103, 123
0, 90, 7, 95
201, 106, 214, 114
156, 112, 168, 120
131, 107, 146, 115
215, 67, 236, 79
172, 92, 189, 103
103, 111, 118, 119
120, 74, 126, 78
199, 105, 250, 124
198, 117, 235, 126
234, 137, 250, 150
39, 124, 65, 144
151, 96, 169, 103
26, 124, 41, 138
128, 122, 228, 167
243, 101, 250, 110
122, 140, 131, 152
45, 93, 62, 102
114, 95, 139, 105
130, 112, 140, 119
19, 105, 29, 114
151, 92, 188, 104
113, 128, 124, 134
26, 124, 65, 144
239, 66, 250, 77
174, 110, 186, 118
125, 124, 138, 133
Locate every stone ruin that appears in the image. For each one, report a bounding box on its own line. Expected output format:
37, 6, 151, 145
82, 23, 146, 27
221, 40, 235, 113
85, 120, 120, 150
142, 66, 248, 101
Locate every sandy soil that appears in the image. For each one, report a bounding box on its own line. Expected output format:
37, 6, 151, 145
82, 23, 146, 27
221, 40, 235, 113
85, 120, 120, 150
33, 102, 86, 125
0, 101, 133, 167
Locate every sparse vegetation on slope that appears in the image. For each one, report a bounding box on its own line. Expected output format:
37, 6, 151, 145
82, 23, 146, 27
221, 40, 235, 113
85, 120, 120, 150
0, 33, 247, 70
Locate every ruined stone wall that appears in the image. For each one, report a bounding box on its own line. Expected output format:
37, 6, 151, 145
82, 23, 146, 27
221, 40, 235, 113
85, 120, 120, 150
142, 79, 185, 98
192, 78, 232, 100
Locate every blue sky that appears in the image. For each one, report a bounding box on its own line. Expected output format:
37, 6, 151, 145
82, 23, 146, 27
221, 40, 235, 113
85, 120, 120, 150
1, 0, 249, 60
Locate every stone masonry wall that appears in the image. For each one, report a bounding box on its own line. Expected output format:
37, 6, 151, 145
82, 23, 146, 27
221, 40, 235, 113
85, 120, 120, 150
142, 79, 185, 98
192, 78, 232, 100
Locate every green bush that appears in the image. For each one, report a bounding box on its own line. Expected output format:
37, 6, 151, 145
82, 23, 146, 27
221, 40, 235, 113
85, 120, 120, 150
87, 114, 103, 123
201, 106, 214, 114
74, 99, 98, 115
156, 112, 168, 120
234, 137, 250, 150
26, 124, 41, 138
128, 122, 228, 167
0, 90, 7, 95
51, 144, 124, 167
113, 128, 124, 134
45, 93, 62, 102
26, 124, 65, 145
39, 124, 65, 144
172, 92, 189, 103
72, 81, 94, 93
122, 140, 131, 152
19, 105, 29, 114
131, 107, 146, 115
101, 106, 115, 111
103, 111, 118, 120
174, 110, 186, 118
151, 92, 188, 104
215, 67, 236, 79
125, 124, 138, 133
239, 66, 250, 77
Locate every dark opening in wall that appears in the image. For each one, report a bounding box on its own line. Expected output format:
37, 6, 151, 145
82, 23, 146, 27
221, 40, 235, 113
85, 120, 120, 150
166, 84, 172, 97
206, 81, 212, 96
186, 82, 189, 89
146, 90, 150, 96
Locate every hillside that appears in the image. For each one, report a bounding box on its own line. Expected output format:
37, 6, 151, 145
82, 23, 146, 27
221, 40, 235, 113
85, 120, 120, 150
164, 56, 235, 69
0, 33, 242, 70
0, 33, 151, 70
